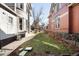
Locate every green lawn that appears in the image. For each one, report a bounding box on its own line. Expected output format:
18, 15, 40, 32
20, 33, 74, 56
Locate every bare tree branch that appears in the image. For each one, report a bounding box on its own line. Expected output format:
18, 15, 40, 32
32, 8, 36, 20
37, 7, 43, 17
32, 7, 44, 32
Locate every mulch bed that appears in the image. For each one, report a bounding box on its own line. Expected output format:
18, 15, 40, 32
48, 33, 79, 55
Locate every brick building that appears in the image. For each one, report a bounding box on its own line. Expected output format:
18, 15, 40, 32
48, 3, 79, 41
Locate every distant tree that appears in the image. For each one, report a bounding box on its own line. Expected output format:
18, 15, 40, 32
32, 7, 44, 33
41, 22, 45, 30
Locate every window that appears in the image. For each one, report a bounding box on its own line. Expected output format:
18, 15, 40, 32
55, 17, 60, 28
19, 18, 23, 30
54, 4, 59, 12
8, 16, 13, 24
54, 4, 57, 12
57, 4, 59, 11
20, 3, 23, 9
59, 4, 62, 9
16, 3, 19, 9
16, 3, 24, 10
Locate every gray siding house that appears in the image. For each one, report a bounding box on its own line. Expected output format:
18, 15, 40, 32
0, 3, 32, 48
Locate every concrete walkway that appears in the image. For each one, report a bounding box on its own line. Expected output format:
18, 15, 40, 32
0, 33, 36, 56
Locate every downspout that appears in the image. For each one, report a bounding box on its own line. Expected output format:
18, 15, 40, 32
28, 9, 30, 33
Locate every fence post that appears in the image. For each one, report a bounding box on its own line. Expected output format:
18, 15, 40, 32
0, 40, 1, 49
